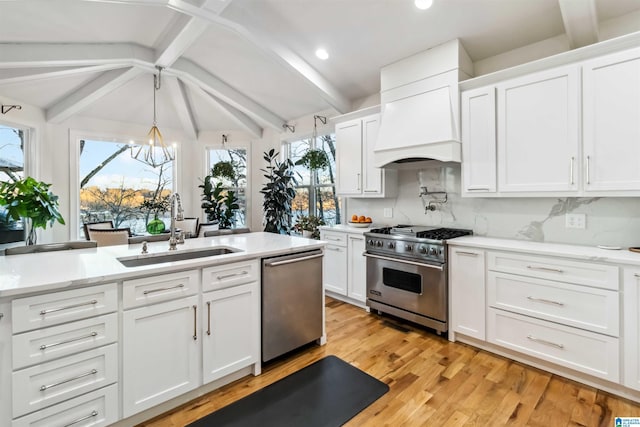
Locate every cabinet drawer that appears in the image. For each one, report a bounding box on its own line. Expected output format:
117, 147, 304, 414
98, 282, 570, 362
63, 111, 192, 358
123, 270, 199, 309
12, 313, 118, 370
320, 231, 347, 247
488, 252, 618, 290
12, 344, 118, 418
487, 308, 619, 382
202, 260, 259, 292
12, 284, 118, 334
12, 383, 118, 427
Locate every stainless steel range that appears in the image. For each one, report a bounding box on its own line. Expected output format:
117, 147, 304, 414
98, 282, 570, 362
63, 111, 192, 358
363, 225, 472, 334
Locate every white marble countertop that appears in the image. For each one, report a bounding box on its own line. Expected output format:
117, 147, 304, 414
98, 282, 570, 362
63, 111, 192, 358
319, 224, 380, 234
448, 236, 640, 266
0, 232, 324, 298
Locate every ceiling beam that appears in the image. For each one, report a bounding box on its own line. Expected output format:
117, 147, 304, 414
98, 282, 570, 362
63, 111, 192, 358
0, 64, 130, 86
183, 80, 262, 138
558, 0, 600, 49
164, 76, 199, 140
173, 58, 284, 131
78, 0, 351, 113
46, 67, 144, 123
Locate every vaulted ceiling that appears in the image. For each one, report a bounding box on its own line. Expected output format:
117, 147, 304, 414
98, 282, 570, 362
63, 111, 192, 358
1, 0, 639, 139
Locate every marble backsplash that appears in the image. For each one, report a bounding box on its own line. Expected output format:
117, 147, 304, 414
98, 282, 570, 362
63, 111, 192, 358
347, 163, 640, 249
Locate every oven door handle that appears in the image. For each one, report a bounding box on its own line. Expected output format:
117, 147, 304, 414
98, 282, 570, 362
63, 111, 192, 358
363, 252, 444, 271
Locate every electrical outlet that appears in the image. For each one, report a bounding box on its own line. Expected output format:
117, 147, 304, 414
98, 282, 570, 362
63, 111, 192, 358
383, 208, 393, 218
565, 213, 586, 229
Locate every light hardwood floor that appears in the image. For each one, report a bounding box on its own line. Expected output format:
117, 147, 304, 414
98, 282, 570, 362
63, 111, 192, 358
138, 297, 640, 426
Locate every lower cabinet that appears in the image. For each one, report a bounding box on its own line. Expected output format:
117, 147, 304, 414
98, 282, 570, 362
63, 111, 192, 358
122, 295, 200, 417
624, 267, 640, 391
320, 229, 366, 305
347, 235, 366, 302
202, 283, 260, 383
449, 247, 486, 340
323, 243, 348, 295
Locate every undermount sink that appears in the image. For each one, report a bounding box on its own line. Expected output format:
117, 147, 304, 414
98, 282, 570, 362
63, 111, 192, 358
117, 246, 240, 267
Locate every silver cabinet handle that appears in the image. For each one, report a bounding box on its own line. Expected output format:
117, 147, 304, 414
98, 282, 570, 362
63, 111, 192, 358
357, 173, 361, 191
526, 265, 563, 273
265, 252, 324, 267
143, 283, 184, 295
466, 186, 490, 192
40, 332, 98, 350
455, 251, 478, 257
40, 300, 98, 316
635, 273, 640, 278
192, 305, 197, 341
527, 296, 564, 307
64, 410, 98, 427
586, 155, 591, 185
527, 335, 564, 349
325, 237, 342, 241
327, 247, 343, 252
40, 369, 97, 391
569, 156, 574, 185
216, 271, 248, 280
363, 252, 444, 271
0, 313, 3, 321
206, 301, 211, 336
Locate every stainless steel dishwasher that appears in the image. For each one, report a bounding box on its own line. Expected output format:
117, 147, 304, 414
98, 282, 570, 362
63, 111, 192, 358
262, 249, 324, 362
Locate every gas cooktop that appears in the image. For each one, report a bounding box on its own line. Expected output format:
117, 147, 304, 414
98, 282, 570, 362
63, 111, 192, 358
367, 225, 473, 241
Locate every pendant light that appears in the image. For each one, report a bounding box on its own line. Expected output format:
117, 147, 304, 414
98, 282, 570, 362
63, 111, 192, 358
131, 67, 175, 168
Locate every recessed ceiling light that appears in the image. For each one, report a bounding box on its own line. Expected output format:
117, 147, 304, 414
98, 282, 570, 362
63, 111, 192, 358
315, 48, 329, 60
415, 0, 433, 10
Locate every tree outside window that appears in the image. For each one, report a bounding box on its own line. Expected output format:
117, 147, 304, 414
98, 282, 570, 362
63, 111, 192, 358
206, 147, 247, 227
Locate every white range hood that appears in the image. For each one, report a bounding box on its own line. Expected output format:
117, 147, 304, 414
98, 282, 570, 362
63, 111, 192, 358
373, 40, 472, 168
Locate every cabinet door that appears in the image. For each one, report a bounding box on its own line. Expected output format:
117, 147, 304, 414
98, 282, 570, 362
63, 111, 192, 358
202, 283, 259, 383
335, 119, 363, 195
461, 86, 496, 194
361, 115, 383, 195
583, 47, 640, 192
122, 296, 200, 417
497, 66, 579, 193
323, 244, 347, 295
449, 247, 485, 340
624, 268, 640, 391
347, 235, 366, 303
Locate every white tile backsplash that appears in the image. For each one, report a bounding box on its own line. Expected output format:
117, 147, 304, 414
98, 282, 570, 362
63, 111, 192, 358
348, 164, 640, 248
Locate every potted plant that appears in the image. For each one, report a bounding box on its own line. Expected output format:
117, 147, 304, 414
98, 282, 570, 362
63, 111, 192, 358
293, 215, 325, 239
295, 148, 330, 171
261, 149, 298, 234
139, 196, 169, 234
0, 176, 65, 245
199, 171, 240, 229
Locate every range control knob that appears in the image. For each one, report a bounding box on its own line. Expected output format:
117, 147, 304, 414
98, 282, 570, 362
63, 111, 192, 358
387, 242, 395, 249
429, 247, 437, 256
367, 239, 374, 246
376, 240, 383, 247
419, 246, 427, 254
405, 244, 413, 251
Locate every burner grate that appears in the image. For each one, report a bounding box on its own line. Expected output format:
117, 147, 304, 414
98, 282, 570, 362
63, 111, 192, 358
416, 228, 472, 240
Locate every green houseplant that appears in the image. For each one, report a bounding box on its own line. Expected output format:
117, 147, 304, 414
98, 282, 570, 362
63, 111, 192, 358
0, 176, 65, 245
261, 149, 298, 235
293, 215, 325, 239
199, 169, 240, 229
295, 148, 330, 171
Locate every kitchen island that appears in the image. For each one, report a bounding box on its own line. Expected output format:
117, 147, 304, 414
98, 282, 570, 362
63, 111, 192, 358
0, 232, 325, 427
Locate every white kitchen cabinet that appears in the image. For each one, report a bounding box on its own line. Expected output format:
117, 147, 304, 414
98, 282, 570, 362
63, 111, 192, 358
461, 86, 496, 195
320, 229, 366, 305
321, 231, 348, 295
582, 47, 640, 192
497, 65, 580, 193
335, 114, 396, 198
202, 283, 260, 383
449, 247, 486, 340
623, 267, 640, 391
122, 295, 200, 417
347, 235, 366, 303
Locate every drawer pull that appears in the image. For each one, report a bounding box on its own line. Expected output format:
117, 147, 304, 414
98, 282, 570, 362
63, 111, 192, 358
526, 265, 563, 274
206, 301, 211, 336
526, 335, 564, 349
327, 247, 342, 252
635, 273, 640, 278
466, 186, 490, 191
526, 296, 564, 307
63, 410, 98, 427
455, 251, 478, 257
143, 283, 185, 295
39, 369, 98, 391
193, 305, 197, 340
40, 332, 98, 350
326, 237, 342, 241
0, 313, 3, 320
40, 300, 98, 316
217, 271, 248, 280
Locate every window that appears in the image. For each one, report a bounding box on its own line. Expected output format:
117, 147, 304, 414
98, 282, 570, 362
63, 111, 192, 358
0, 124, 28, 244
78, 139, 174, 238
285, 132, 341, 226
206, 146, 248, 227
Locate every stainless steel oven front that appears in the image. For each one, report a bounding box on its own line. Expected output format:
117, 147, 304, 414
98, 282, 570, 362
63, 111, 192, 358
364, 252, 448, 334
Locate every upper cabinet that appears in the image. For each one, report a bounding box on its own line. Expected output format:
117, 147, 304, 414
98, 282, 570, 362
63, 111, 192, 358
335, 114, 397, 198
460, 43, 640, 197
582, 47, 640, 192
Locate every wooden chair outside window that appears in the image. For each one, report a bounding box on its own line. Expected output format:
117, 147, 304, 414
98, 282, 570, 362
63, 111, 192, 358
87, 227, 131, 247
82, 221, 114, 240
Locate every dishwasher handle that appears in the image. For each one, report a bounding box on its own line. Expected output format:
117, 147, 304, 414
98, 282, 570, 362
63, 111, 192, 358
264, 250, 323, 267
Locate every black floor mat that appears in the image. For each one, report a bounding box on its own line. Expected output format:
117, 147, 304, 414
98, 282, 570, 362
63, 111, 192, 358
187, 355, 389, 427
